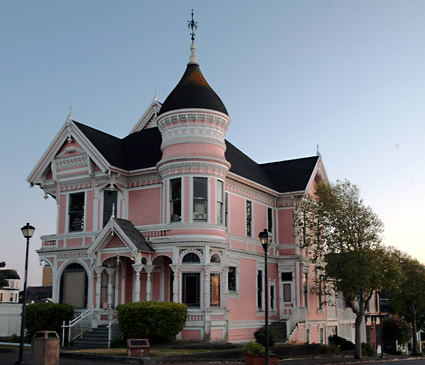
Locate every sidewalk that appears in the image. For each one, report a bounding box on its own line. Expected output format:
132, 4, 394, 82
1, 347, 424, 365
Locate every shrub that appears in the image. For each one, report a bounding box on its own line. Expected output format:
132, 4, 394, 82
116, 301, 187, 343
245, 341, 265, 356
25, 302, 74, 340
320, 344, 340, 354
362, 342, 376, 356
254, 326, 277, 347
110, 337, 125, 348
328, 334, 355, 351
382, 317, 410, 345
8, 334, 19, 343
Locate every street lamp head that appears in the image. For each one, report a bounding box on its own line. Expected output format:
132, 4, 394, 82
259, 229, 272, 251
21, 223, 35, 239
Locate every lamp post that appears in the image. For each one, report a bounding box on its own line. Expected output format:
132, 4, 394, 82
259, 229, 272, 365
16, 223, 35, 365
378, 290, 384, 359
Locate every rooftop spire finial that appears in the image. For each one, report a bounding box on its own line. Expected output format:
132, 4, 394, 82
187, 9, 197, 42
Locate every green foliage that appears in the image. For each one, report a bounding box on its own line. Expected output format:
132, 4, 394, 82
361, 342, 376, 356
296, 180, 397, 358
110, 337, 126, 348
25, 302, 74, 340
8, 334, 19, 343
328, 335, 355, 351
245, 341, 265, 356
382, 316, 410, 345
319, 344, 340, 354
116, 301, 187, 342
386, 251, 425, 355
0, 261, 7, 288
254, 326, 277, 347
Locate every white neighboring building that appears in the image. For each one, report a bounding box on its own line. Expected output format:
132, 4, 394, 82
0, 269, 20, 303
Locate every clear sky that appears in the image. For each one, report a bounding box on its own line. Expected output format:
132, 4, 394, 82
1, 1, 424, 286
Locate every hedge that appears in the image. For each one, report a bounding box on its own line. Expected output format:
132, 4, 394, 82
116, 301, 187, 342
25, 302, 74, 340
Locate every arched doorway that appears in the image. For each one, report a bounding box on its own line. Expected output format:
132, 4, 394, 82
59, 263, 88, 308
151, 256, 173, 302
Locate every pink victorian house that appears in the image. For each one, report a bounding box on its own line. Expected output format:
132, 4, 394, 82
28, 40, 358, 344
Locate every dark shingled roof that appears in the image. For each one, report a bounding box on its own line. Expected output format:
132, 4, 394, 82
0, 269, 20, 280
113, 218, 154, 252
158, 64, 228, 116
74, 123, 318, 194
74, 121, 162, 171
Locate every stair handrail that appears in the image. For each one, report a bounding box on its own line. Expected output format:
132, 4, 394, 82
107, 317, 119, 348
62, 307, 95, 346
287, 307, 306, 341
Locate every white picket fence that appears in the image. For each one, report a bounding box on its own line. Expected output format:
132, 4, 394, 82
0, 304, 22, 337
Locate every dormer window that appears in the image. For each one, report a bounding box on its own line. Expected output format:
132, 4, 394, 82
69, 192, 85, 232
193, 177, 207, 221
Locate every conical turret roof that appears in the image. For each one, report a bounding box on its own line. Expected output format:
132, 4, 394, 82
159, 43, 228, 116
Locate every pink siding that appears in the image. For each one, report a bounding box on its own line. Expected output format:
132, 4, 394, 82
211, 329, 223, 340
278, 208, 295, 245
230, 239, 245, 250
128, 187, 161, 226
227, 258, 256, 321
229, 194, 245, 237
59, 194, 67, 234
66, 238, 82, 247
180, 330, 201, 340
162, 143, 226, 160
228, 328, 256, 342
125, 263, 133, 303
253, 203, 266, 238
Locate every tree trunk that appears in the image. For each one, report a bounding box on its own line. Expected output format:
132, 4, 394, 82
411, 306, 418, 356
354, 314, 363, 359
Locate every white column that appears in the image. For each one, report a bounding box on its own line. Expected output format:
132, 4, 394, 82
132, 264, 143, 302
94, 266, 104, 309
204, 266, 211, 309
223, 266, 229, 308
144, 265, 154, 301
170, 265, 178, 302
105, 268, 115, 308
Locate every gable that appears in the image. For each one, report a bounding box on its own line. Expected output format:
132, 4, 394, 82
28, 115, 110, 187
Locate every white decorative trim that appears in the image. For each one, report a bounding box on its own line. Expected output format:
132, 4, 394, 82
157, 160, 229, 179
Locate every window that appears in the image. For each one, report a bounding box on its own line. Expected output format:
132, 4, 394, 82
210, 273, 220, 307
103, 190, 117, 227
216, 180, 224, 224
224, 193, 229, 227
9, 293, 13, 302
228, 266, 236, 291
182, 252, 200, 263
283, 283, 292, 302
303, 273, 309, 309
267, 207, 273, 233
281, 272, 292, 281
69, 192, 85, 231
170, 178, 181, 222
182, 272, 200, 307
318, 275, 323, 310
210, 254, 220, 263
257, 270, 263, 309
246, 200, 252, 237
193, 177, 208, 221
0, 293, 3, 301
270, 283, 275, 310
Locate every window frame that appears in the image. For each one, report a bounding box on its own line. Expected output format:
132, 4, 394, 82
170, 178, 182, 222
216, 180, 224, 224
68, 192, 85, 232
193, 177, 208, 221
246, 200, 252, 237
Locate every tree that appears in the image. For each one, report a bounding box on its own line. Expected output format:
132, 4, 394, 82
296, 180, 398, 359
0, 261, 7, 288
386, 251, 425, 355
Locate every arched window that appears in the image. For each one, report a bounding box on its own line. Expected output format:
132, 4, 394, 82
182, 252, 200, 263
210, 254, 221, 263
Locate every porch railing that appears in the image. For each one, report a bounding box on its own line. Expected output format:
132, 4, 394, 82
62, 307, 95, 347
107, 317, 120, 348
